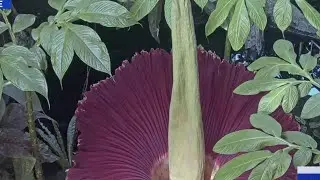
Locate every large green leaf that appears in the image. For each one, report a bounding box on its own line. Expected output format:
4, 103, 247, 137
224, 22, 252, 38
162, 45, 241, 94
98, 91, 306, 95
299, 52, 317, 71
40, 23, 59, 55
0, 55, 48, 101
227, 0, 250, 51
148, 0, 163, 43
0, 21, 8, 34
215, 151, 272, 179
254, 65, 280, 79
295, 0, 320, 30
248, 57, 289, 71
48, 0, 66, 10
12, 14, 36, 33
130, 0, 159, 21
3, 83, 43, 112
213, 129, 286, 154
78, 1, 137, 28
194, 0, 208, 9
2, 45, 42, 69
245, 0, 267, 30
258, 85, 289, 113
298, 82, 312, 97
164, 0, 172, 28
50, 28, 74, 83
249, 150, 291, 180
301, 93, 320, 119
293, 147, 312, 167
31, 22, 48, 41
233, 78, 294, 95
67, 23, 110, 74
205, 0, 237, 36
250, 113, 282, 137
281, 85, 299, 113
273, 0, 292, 32
273, 39, 297, 63
282, 131, 317, 148
30, 46, 48, 70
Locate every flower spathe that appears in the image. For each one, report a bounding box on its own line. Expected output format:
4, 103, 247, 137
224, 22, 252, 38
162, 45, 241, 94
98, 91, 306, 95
66, 48, 299, 180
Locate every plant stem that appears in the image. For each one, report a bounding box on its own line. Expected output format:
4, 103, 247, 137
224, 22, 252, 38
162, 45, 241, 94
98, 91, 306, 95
26, 91, 44, 180
1, 11, 16, 44
1, 10, 44, 180
224, 34, 231, 62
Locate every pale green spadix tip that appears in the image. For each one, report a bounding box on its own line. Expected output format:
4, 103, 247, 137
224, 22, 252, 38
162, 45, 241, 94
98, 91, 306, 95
168, 0, 205, 179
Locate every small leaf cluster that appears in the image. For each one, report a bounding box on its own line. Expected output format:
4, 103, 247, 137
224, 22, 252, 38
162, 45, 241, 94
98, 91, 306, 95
234, 39, 320, 118
205, 0, 320, 51
213, 113, 320, 180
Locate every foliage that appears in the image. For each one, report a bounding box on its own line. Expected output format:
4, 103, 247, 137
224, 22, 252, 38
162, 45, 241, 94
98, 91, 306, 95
213, 112, 320, 179
205, 0, 320, 50
234, 39, 320, 117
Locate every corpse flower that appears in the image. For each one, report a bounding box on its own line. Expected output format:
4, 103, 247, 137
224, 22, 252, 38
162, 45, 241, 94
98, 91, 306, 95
66, 48, 299, 180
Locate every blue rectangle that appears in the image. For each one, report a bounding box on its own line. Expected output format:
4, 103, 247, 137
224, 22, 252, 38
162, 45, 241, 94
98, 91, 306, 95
298, 174, 320, 180
0, 0, 12, 9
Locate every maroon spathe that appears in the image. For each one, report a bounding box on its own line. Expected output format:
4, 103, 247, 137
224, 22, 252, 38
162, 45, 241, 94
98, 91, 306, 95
66, 48, 299, 179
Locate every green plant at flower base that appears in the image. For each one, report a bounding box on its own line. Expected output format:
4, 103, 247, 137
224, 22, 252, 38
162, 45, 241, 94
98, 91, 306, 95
214, 112, 320, 179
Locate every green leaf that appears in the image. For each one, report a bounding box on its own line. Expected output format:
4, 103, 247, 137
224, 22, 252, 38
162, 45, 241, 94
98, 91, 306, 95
31, 22, 48, 41
0, 21, 8, 34
2, 45, 42, 69
299, 52, 317, 71
12, 14, 36, 33
213, 129, 287, 154
227, 0, 250, 51
317, 30, 320, 37
301, 93, 320, 119
78, 1, 138, 28
0, 55, 48, 101
164, 0, 172, 28
250, 113, 282, 137
258, 85, 289, 113
48, 0, 66, 10
273, 0, 292, 32
67, 116, 77, 166
12, 156, 36, 180
233, 78, 294, 95
40, 23, 59, 55
50, 28, 74, 83
194, 0, 208, 9
249, 150, 292, 180
254, 65, 280, 79
295, 0, 320, 30
3, 83, 43, 112
130, 0, 159, 21
293, 147, 312, 167
281, 85, 299, 113
215, 151, 272, 179
205, 0, 237, 36
273, 39, 297, 63
282, 131, 317, 148
313, 154, 320, 164
30, 46, 48, 70
0, 70, 4, 97
63, 0, 102, 10
148, 0, 163, 43
245, 0, 267, 30
248, 57, 289, 71
298, 82, 312, 97
67, 23, 110, 74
